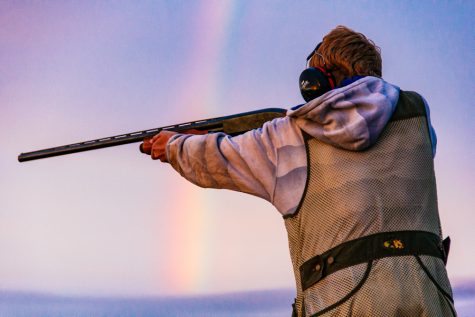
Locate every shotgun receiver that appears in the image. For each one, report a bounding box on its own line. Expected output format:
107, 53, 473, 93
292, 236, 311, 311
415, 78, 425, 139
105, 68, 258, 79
18, 108, 287, 162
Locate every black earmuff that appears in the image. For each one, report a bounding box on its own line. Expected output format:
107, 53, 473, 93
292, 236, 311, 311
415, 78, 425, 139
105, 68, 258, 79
299, 42, 336, 102
299, 67, 335, 102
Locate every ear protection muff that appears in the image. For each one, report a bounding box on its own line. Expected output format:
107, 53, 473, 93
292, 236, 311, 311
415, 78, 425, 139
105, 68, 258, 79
299, 42, 336, 102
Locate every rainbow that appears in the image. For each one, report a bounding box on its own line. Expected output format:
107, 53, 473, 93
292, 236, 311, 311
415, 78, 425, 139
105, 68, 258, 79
174, 1, 239, 116
163, 1, 239, 294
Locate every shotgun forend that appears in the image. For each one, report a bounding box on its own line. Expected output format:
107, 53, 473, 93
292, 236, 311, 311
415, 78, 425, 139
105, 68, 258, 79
18, 108, 287, 162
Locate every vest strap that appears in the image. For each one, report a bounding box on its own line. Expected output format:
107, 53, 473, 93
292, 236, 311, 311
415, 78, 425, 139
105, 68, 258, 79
300, 231, 447, 291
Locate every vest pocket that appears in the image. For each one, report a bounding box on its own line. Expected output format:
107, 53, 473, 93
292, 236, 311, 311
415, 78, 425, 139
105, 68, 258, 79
302, 261, 372, 316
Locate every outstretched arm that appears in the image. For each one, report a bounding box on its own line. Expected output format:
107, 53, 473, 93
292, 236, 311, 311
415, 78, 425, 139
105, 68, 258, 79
140, 117, 307, 212
140, 127, 278, 202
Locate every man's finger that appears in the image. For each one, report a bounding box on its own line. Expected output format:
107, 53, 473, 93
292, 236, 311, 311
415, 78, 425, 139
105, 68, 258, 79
140, 138, 153, 154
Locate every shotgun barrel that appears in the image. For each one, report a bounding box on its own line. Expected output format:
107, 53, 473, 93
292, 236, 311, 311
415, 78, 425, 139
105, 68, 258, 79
18, 108, 287, 162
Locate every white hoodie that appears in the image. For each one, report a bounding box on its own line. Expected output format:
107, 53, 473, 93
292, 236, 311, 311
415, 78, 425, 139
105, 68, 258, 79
166, 77, 433, 216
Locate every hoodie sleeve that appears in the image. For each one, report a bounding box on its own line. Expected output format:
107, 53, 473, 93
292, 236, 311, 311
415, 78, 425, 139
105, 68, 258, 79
166, 116, 307, 214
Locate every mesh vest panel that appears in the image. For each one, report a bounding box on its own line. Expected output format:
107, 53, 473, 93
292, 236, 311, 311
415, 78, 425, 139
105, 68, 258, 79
284, 92, 455, 316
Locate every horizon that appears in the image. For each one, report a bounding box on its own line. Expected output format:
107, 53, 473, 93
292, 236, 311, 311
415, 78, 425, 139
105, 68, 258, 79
1, 283, 475, 316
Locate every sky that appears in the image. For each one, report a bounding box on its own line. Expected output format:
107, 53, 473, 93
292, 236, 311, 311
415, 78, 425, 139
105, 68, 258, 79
0, 1, 474, 297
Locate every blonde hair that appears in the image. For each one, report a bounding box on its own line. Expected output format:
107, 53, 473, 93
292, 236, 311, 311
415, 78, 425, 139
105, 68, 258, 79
310, 26, 382, 77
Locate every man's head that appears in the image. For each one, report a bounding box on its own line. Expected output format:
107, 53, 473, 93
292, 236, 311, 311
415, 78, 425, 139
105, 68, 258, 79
309, 26, 382, 86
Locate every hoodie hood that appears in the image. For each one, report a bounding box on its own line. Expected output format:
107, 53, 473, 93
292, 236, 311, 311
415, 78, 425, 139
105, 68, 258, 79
287, 76, 400, 151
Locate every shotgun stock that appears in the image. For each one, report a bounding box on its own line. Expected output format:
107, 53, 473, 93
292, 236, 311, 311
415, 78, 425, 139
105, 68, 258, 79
18, 108, 287, 162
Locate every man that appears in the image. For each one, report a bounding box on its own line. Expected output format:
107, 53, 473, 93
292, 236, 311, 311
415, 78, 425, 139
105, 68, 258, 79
141, 26, 456, 316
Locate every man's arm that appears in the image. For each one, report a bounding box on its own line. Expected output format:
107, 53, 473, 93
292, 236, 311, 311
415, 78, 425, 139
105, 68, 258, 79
140, 117, 307, 213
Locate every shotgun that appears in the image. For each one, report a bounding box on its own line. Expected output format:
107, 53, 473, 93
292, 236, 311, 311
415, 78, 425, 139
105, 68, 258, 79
18, 108, 287, 162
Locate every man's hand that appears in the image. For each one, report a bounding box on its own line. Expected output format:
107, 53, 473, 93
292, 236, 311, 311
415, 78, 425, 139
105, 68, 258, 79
140, 130, 177, 162
140, 129, 207, 162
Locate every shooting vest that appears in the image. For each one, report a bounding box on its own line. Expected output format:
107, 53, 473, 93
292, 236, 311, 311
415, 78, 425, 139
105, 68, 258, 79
285, 91, 456, 317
